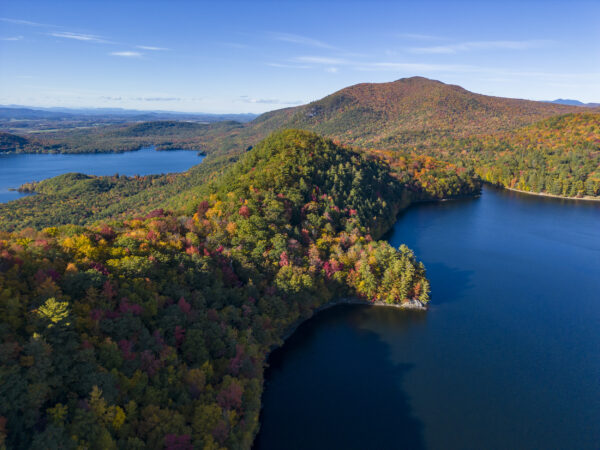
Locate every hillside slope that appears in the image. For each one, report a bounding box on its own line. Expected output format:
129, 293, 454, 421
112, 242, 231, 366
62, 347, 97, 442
466, 112, 600, 196
0, 130, 430, 449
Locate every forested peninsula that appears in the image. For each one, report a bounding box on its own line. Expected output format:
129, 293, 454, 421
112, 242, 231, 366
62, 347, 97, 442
0, 130, 473, 448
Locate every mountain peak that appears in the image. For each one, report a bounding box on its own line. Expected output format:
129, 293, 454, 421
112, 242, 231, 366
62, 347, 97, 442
393, 76, 444, 84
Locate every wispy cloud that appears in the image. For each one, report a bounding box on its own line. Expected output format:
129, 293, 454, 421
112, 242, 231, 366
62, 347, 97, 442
286, 55, 480, 73
267, 62, 311, 69
357, 62, 472, 72
0, 17, 56, 27
100, 95, 182, 102
50, 31, 111, 43
1, 36, 24, 41
110, 51, 143, 57
239, 95, 302, 105
136, 45, 169, 51
269, 32, 336, 49
135, 96, 181, 101
409, 40, 551, 54
292, 56, 348, 65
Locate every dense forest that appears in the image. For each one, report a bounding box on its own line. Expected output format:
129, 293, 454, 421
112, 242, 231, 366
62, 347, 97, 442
0, 140, 478, 232
0, 131, 436, 448
466, 113, 600, 197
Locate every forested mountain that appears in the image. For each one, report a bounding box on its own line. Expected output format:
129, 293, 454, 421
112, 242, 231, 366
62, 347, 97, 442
244, 77, 585, 148
0, 131, 432, 448
117, 77, 589, 158
198, 78, 597, 199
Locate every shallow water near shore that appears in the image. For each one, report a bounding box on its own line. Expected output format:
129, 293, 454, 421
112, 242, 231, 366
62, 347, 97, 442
0, 147, 203, 203
255, 185, 600, 450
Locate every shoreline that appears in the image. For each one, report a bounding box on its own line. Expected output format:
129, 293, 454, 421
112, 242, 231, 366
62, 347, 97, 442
271, 297, 426, 356
500, 185, 600, 202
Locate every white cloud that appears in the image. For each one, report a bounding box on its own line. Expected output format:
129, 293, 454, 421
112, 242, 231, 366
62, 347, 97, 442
409, 40, 551, 54
0, 36, 23, 41
292, 56, 348, 65
269, 32, 336, 49
110, 51, 143, 57
50, 31, 111, 43
136, 45, 168, 51
325, 67, 339, 73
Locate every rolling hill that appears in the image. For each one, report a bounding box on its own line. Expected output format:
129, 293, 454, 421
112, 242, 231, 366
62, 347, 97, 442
0, 132, 31, 152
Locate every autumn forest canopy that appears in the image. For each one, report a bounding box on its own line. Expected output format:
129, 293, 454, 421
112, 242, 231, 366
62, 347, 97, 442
0, 77, 599, 449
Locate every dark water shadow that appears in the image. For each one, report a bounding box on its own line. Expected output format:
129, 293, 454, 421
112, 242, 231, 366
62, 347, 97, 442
381, 195, 481, 242
425, 262, 474, 306
254, 305, 426, 450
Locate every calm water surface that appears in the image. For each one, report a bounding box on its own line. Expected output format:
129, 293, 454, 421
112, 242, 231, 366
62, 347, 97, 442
256, 186, 600, 450
0, 147, 203, 203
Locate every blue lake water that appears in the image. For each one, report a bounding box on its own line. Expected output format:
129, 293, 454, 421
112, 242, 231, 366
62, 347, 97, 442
255, 186, 600, 450
0, 147, 204, 203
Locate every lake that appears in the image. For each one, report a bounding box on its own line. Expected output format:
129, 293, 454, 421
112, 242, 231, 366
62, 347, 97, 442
255, 186, 600, 450
0, 147, 204, 203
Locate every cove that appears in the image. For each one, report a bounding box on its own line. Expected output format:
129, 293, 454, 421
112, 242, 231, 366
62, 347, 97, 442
0, 147, 204, 203
255, 185, 600, 449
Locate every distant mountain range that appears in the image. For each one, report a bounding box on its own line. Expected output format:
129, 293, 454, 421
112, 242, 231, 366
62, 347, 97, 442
0, 105, 257, 123
547, 99, 600, 107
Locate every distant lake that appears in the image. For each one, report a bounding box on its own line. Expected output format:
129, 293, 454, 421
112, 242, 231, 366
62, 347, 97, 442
255, 186, 600, 450
0, 147, 204, 203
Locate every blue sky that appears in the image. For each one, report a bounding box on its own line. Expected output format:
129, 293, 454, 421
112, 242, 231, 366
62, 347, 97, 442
0, 0, 598, 113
